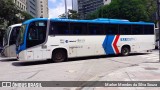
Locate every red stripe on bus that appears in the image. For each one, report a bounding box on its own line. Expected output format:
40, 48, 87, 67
113, 35, 120, 54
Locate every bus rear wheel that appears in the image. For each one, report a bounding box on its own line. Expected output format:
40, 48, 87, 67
121, 47, 130, 56
52, 49, 67, 62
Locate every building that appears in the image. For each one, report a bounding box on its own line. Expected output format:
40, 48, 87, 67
72, 0, 78, 11
36, 0, 49, 18
26, 0, 37, 17
13, 0, 48, 18
13, 0, 27, 11
76, 0, 111, 19
27, 0, 49, 18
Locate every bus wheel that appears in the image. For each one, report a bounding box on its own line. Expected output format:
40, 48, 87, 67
52, 49, 67, 62
121, 47, 130, 56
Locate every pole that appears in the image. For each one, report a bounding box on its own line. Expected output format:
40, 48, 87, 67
157, 0, 160, 62
158, 0, 160, 31
65, 0, 68, 18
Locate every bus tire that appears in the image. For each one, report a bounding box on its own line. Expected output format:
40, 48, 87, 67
52, 49, 67, 62
121, 46, 130, 56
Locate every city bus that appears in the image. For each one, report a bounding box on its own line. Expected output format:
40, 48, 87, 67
2, 24, 21, 57
16, 18, 155, 62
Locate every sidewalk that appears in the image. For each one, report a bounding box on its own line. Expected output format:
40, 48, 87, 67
94, 62, 160, 90
0, 55, 16, 60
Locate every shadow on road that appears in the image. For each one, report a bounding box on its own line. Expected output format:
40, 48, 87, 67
12, 60, 50, 66
69, 53, 150, 61
11, 53, 150, 67
0, 59, 17, 62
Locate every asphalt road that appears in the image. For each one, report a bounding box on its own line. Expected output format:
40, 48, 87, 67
0, 50, 159, 90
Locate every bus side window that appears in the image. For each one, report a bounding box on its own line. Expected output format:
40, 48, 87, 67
132, 25, 143, 35
70, 23, 87, 35
88, 24, 104, 35
49, 22, 69, 35
105, 24, 118, 35
119, 24, 131, 35
144, 25, 154, 34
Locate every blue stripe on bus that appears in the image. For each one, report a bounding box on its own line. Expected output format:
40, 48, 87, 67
103, 35, 115, 55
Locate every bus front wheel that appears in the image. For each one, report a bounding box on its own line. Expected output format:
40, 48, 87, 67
52, 49, 67, 62
121, 47, 130, 56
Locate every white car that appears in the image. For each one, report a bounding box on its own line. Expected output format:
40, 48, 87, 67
155, 39, 159, 49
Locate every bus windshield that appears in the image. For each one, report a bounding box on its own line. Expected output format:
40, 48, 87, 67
3, 27, 11, 46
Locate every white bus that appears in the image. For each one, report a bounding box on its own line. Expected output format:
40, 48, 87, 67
2, 24, 21, 57
16, 18, 155, 62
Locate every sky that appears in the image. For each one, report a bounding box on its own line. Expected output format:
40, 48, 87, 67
48, 0, 72, 18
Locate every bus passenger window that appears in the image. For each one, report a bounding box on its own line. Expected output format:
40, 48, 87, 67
144, 25, 154, 34
119, 25, 131, 35
70, 23, 87, 35
132, 25, 143, 35
49, 22, 69, 35
88, 24, 104, 35
105, 24, 118, 35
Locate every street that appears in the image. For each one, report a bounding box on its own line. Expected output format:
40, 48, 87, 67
0, 50, 159, 90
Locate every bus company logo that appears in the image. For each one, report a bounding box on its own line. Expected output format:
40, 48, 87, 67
120, 38, 136, 41
65, 40, 69, 43
2, 82, 12, 87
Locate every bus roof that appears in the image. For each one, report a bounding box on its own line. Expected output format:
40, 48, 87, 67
23, 18, 154, 25
23, 18, 48, 24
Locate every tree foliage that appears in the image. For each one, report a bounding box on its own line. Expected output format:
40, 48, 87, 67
59, 9, 79, 19
86, 0, 157, 22
0, 0, 33, 26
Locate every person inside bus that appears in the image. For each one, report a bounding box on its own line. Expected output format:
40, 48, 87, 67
28, 27, 36, 40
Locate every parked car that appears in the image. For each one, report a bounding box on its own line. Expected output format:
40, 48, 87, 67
155, 39, 159, 49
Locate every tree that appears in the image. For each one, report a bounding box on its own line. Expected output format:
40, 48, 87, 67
20, 11, 33, 22
59, 9, 79, 19
86, 0, 157, 22
0, 0, 33, 26
0, 0, 19, 25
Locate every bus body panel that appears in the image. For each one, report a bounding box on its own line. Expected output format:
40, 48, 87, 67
18, 35, 155, 61
117, 35, 155, 53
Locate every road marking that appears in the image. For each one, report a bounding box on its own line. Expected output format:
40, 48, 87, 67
67, 70, 76, 73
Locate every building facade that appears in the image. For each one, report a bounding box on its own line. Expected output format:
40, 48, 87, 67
13, 0, 48, 18
76, 0, 111, 19
13, 0, 27, 11
26, 0, 37, 17
36, 0, 49, 18
72, 0, 78, 11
